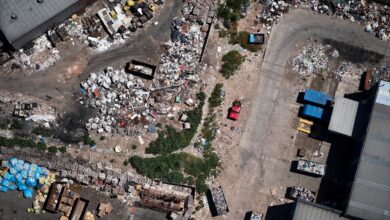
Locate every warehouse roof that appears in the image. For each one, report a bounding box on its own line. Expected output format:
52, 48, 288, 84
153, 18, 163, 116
0, 0, 81, 49
292, 200, 350, 220
346, 81, 390, 220
328, 97, 359, 136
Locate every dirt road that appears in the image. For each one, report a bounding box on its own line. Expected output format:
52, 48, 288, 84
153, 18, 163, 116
217, 8, 390, 220
0, 0, 184, 115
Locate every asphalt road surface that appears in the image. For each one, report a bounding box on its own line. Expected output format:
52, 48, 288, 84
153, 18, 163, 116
218, 8, 390, 220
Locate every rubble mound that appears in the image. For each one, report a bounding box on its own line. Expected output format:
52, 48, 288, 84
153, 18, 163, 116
292, 43, 329, 78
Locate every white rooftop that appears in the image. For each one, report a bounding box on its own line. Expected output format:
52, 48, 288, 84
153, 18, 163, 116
328, 97, 359, 137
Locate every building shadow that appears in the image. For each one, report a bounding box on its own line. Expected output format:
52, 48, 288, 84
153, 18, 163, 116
265, 203, 295, 220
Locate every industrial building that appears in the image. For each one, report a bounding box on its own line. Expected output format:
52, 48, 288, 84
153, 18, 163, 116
0, 0, 89, 50
291, 80, 390, 220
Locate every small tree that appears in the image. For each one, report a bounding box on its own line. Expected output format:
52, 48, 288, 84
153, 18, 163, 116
220, 50, 246, 79
37, 142, 47, 151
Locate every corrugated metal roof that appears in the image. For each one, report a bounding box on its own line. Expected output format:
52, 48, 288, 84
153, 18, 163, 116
0, 0, 80, 49
293, 201, 350, 220
328, 97, 359, 136
346, 81, 390, 220
304, 89, 332, 106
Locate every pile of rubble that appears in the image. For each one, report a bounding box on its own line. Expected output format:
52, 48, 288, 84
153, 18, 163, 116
156, 18, 206, 87
11, 35, 60, 73
371, 64, 390, 86
258, 0, 290, 29
292, 43, 329, 78
313, 1, 390, 41
181, 0, 218, 26
80, 67, 154, 134
334, 61, 365, 83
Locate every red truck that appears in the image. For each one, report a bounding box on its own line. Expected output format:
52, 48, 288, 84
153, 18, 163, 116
228, 100, 242, 121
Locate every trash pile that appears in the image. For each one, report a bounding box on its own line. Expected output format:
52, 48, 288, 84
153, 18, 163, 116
80, 67, 153, 134
97, 202, 113, 217
209, 186, 229, 216
292, 43, 329, 78
0, 158, 48, 199
28, 172, 56, 214
297, 159, 326, 176
371, 64, 390, 87
314, 1, 390, 41
334, 61, 365, 83
157, 18, 206, 85
290, 186, 316, 202
258, 0, 291, 30
11, 35, 60, 72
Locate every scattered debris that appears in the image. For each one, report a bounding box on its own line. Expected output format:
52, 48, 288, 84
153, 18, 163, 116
289, 186, 316, 202
209, 185, 229, 216
97, 202, 112, 217
292, 43, 329, 79
297, 159, 326, 176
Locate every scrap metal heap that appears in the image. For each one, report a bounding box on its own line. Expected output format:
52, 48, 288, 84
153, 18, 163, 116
80, 67, 153, 134
209, 186, 229, 216
140, 182, 195, 217
297, 159, 326, 176
290, 186, 316, 202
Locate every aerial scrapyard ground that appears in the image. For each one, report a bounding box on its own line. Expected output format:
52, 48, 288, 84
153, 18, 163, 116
0, 0, 390, 220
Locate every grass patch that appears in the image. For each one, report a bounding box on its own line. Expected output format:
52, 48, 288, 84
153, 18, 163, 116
230, 31, 262, 52
220, 50, 246, 79
209, 83, 224, 109
32, 126, 54, 137
145, 92, 205, 155
129, 152, 219, 193
83, 132, 96, 147
48, 146, 58, 154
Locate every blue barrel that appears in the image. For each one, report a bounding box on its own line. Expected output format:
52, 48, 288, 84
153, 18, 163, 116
1, 179, 10, 187
23, 188, 33, 198
23, 163, 30, 170
9, 158, 18, 167
1, 186, 8, 192
17, 183, 27, 191
21, 170, 28, 179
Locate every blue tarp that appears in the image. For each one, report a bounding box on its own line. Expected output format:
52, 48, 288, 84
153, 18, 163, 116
302, 104, 324, 120
303, 89, 332, 106
249, 34, 255, 43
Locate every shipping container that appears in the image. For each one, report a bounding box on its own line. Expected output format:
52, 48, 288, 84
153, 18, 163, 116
303, 89, 332, 106
302, 104, 324, 120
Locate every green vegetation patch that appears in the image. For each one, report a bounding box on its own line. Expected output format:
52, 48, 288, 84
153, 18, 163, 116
220, 50, 246, 79
145, 92, 205, 155
32, 126, 54, 137
209, 83, 224, 109
230, 31, 262, 52
129, 152, 219, 193
217, 0, 249, 28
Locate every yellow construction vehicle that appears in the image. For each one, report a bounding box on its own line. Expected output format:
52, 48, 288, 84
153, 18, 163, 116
297, 118, 313, 134
149, 3, 156, 12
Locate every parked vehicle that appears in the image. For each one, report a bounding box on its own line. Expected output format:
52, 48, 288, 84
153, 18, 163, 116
228, 100, 242, 121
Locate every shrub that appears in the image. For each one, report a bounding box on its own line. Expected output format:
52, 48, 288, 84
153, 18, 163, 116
209, 83, 224, 109
59, 146, 67, 153
131, 144, 137, 150
48, 146, 58, 154
37, 142, 47, 151
220, 50, 246, 79
32, 126, 54, 137
83, 133, 96, 147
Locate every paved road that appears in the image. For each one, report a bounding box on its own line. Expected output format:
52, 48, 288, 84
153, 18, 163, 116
219, 8, 390, 220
